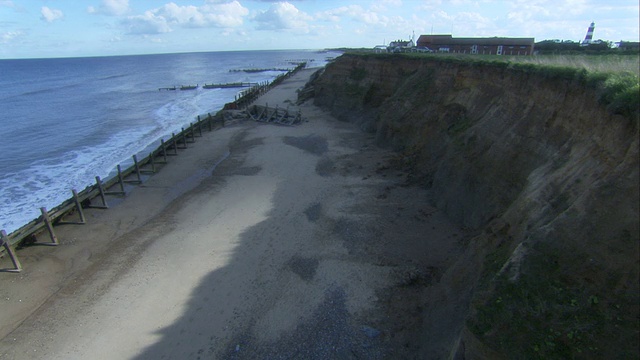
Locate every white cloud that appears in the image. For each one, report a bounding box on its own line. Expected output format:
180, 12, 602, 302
316, 5, 390, 27
507, 0, 588, 23
0, 30, 26, 44
156, 1, 249, 28
88, 0, 130, 16
253, 2, 312, 31
40, 7, 64, 23
371, 0, 402, 12
120, 1, 248, 35
315, 5, 357, 22
121, 11, 171, 35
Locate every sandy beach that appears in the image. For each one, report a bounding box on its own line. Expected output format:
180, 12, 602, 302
0, 68, 465, 359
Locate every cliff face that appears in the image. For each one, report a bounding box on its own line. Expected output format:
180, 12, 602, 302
312, 54, 639, 359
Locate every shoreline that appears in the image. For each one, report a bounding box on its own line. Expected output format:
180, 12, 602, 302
0, 67, 318, 340
0, 63, 308, 256
0, 67, 464, 359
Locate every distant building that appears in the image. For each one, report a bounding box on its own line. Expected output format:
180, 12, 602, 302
388, 39, 415, 52
373, 45, 388, 53
416, 35, 535, 55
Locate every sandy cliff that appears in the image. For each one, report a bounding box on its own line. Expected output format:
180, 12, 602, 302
311, 54, 639, 359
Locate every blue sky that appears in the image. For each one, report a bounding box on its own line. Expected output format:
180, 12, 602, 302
1, 0, 638, 58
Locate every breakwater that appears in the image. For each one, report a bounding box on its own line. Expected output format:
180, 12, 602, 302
248, 104, 302, 126
0, 62, 308, 272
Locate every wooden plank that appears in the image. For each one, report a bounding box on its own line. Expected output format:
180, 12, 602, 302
40, 207, 58, 246
1, 230, 22, 272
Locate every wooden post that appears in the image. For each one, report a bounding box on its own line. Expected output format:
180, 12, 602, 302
160, 139, 170, 160
208, 113, 212, 131
40, 207, 58, 245
93, 176, 109, 209
189, 123, 197, 141
171, 133, 179, 153
106, 165, 126, 195
180, 128, 188, 148
197, 115, 203, 135
72, 189, 86, 223
148, 153, 157, 173
118, 164, 127, 190
140, 154, 155, 175
257, 105, 266, 120
1, 230, 22, 272
126, 155, 142, 183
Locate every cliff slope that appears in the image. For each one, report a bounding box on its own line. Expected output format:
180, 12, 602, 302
311, 54, 639, 359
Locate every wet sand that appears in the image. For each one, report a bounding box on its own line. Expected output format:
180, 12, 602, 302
0, 68, 465, 359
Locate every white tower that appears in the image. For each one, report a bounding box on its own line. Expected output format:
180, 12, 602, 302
581, 22, 595, 46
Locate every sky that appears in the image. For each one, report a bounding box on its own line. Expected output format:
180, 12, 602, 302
1, 0, 638, 59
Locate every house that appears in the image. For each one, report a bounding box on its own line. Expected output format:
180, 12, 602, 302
373, 45, 389, 53
388, 39, 415, 53
416, 34, 535, 55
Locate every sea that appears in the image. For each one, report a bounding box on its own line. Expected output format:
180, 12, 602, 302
0, 49, 341, 235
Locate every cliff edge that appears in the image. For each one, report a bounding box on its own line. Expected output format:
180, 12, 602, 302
310, 53, 639, 359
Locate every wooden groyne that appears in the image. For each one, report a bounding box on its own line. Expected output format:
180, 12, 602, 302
284, 59, 316, 65
230, 62, 307, 110
160, 83, 257, 91
203, 82, 257, 89
248, 104, 302, 126
0, 113, 224, 272
1, 61, 309, 273
229, 68, 290, 73
158, 85, 198, 91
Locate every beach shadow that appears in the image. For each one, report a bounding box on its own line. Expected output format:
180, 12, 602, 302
132, 182, 387, 359
130, 117, 465, 359
130, 127, 397, 359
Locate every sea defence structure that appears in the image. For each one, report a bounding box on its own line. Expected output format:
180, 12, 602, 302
0, 62, 308, 272
307, 53, 639, 359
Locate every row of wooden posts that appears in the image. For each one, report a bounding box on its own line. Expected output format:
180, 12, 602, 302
0, 113, 224, 272
0, 61, 309, 273
233, 62, 306, 109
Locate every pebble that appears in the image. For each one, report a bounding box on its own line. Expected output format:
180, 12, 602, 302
362, 325, 381, 338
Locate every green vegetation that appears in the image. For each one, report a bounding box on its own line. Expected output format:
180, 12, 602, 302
468, 242, 637, 359
341, 51, 639, 118
533, 40, 638, 55
506, 54, 639, 75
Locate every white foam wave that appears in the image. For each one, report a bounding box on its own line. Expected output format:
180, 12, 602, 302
0, 51, 341, 234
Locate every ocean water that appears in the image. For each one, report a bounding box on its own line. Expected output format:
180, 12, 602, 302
0, 50, 339, 234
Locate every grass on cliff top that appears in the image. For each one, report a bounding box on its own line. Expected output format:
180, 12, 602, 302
343, 51, 639, 118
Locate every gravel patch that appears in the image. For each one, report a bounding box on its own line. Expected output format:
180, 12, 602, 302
220, 287, 386, 360
283, 134, 328, 156
286, 256, 319, 282
226, 166, 262, 176
303, 203, 322, 222
315, 157, 335, 176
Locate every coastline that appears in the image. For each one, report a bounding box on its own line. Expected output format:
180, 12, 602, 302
0, 67, 464, 359
1, 63, 306, 255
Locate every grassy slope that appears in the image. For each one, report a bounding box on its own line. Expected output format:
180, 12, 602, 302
344, 51, 640, 120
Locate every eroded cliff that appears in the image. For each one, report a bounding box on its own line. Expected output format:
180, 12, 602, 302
310, 54, 639, 359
